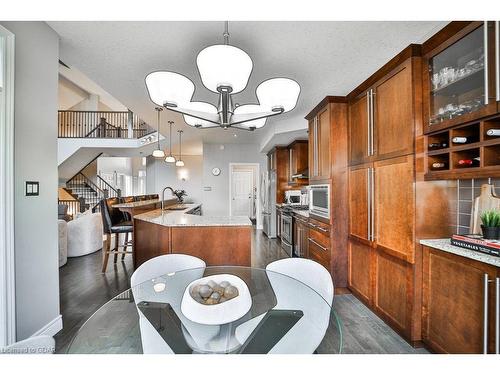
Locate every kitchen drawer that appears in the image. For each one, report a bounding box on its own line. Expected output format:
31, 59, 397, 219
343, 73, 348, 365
308, 237, 331, 269
309, 226, 330, 248
309, 219, 330, 236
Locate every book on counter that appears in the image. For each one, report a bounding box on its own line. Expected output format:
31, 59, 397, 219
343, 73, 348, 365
451, 234, 500, 257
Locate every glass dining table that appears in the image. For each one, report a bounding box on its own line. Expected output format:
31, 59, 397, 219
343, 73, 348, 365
67, 266, 342, 354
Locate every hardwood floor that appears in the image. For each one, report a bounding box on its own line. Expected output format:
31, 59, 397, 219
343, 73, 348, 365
55, 228, 427, 354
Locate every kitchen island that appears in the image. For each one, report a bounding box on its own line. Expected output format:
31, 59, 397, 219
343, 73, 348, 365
133, 204, 252, 268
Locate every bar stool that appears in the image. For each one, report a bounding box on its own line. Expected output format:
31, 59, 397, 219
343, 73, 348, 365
99, 197, 133, 273
119, 196, 136, 260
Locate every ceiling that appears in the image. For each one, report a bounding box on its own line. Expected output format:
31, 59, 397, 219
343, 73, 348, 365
49, 21, 448, 154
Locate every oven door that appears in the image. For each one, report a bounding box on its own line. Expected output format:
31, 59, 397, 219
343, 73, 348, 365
280, 214, 293, 257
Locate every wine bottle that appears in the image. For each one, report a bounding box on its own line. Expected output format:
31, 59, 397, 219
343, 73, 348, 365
452, 136, 478, 144
486, 129, 500, 136
428, 141, 449, 150
458, 157, 480, 167
431, 162, 447, 170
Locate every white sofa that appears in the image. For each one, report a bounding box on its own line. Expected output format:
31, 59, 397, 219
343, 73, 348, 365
67, 212, 103, 257
58, 219, 68, 267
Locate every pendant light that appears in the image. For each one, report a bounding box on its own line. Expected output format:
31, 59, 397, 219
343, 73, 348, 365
175, 130, 185, 167
164, 121, 176, 163
152, 107, 165, 158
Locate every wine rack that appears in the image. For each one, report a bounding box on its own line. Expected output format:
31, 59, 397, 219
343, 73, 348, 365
425, 114, 500, 180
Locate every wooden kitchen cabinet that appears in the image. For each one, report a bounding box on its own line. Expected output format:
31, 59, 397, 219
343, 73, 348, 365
348, 163, 370, 242
422, 246, 499, 353
293, 214, 309, 258
374, 155, 415, 263
267, 149, 277, 171
349, 94, 370, 165
308, 103, 332, 181
287, 140, 309, 185
308, 218, 331, 271
348, 238, 372, 306
348, 52, 419, 166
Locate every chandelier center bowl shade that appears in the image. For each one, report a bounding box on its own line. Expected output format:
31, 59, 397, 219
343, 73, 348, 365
145, 22, 300, 131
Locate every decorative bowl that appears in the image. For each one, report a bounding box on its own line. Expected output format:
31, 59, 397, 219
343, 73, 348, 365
181, 274, 252, 325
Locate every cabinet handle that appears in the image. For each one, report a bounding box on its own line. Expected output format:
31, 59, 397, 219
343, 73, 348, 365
370, 89, 375, 155
496, 277, 499, 354
316, 226, 328, 233
495, 21, 499, 102
366, 91, 371, 156
484, 21, 489, 106
371, 167, 376, 241
367, 167, 371, 241
308, 237, 328, 251
289, 148, 293, 181
484, 273, 490, 354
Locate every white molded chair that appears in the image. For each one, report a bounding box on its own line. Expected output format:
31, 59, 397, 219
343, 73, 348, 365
235, 258, 333, 353
131, 254, 212, 354
1, 335, 55, 354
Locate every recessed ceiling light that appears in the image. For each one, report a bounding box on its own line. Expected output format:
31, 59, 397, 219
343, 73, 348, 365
233, 134, 237, 138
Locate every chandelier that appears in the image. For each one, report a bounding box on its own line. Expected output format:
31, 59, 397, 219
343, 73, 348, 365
145, 22, 300, 131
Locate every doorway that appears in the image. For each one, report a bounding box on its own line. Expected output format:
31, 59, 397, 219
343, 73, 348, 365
229, 163, 260, 228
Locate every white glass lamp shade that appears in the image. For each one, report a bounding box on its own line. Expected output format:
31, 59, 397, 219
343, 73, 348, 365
256, 78, 300, 113
233, 104, 267, 129
165, 155, 176, 163
175, 159, 185, 167
196, 45, 253, 94
152, 149, 165, 158
182, 101, 218, 128
145, 71, 195, 107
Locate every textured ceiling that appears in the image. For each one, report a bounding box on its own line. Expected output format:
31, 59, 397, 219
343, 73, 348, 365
49, 21, 448, 153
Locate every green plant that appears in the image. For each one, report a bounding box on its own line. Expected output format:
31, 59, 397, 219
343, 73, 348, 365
480, 210, 500, 227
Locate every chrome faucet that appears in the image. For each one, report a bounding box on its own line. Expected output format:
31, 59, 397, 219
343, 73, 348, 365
161, 186, 175, 211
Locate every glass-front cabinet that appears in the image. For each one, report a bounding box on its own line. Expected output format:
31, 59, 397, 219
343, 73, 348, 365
424, 21, 499, 133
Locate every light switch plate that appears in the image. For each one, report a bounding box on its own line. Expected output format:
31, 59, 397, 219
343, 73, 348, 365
25, 181, 39, 196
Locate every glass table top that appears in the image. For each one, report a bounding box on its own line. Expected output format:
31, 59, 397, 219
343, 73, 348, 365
67, 266, 342, 354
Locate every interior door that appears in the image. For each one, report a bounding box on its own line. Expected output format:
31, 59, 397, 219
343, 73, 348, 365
231, 169, 254, 217
373, 61, 414, 159
349, 94, 369, 165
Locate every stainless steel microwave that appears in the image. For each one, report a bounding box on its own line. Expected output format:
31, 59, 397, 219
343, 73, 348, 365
309, 184, 330, 219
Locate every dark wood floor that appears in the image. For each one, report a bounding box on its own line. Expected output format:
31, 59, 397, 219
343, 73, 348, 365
55, 229, 427, 354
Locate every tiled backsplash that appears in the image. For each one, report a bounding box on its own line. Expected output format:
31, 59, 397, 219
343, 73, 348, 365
456, 178, 500, 234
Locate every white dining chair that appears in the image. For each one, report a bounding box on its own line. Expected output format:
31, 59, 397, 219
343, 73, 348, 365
131, 254, 214, 354
0, 335, 55, 354
235, 258, 333, 353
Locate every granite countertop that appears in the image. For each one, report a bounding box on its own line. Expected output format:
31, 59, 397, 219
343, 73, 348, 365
420, 238, 500, 268
133, 204, 252, 227
112, 198, 163, 209
293, 210, 310, 218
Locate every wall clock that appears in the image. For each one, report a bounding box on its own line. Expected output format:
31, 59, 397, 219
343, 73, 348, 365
212, 167, 221, 176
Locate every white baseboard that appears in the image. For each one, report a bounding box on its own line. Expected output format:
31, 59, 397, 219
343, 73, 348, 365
30, 315, 62, 338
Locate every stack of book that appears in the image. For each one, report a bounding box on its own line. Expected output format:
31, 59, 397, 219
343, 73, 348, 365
451, 234, 500, 257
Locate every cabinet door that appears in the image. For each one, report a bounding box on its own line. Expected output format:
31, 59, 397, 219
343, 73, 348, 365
374, 155, 415, 263
373, 61, 414, 159
348, 164, 370, 242
317, 105, 331, 180
422, 247, 498, 353
348, 239, 372, 305
308, 119, 316, 179
373, 249, 412, 336
349, 94, 369, 165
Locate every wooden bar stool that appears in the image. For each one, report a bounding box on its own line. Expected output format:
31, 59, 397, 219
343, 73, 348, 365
99, 197, 133, 273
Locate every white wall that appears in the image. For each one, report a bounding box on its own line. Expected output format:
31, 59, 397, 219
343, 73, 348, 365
202, 143, 266, 217
146, 155, 203, 203
0, 21, 61, 340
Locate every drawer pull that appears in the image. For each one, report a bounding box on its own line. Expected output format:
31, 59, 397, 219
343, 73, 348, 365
308, 237, 328, 251
316, 226, 328, 233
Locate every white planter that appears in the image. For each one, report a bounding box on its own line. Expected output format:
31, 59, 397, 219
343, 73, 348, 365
181, 274, 252, 325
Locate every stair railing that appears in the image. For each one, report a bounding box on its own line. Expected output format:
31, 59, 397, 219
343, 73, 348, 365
66, 172, 121, 213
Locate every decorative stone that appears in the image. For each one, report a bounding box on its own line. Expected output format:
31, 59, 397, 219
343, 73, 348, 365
210, 292, 221, 302
205, 297, 218, 305
198, 284, 212, 298
223, 285, 239, 300
213, 285, 225, 294
219, 281, 230, 288
207, 280, 218, 289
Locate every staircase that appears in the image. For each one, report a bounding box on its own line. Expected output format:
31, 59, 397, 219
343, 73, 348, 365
66, 173, 120, 213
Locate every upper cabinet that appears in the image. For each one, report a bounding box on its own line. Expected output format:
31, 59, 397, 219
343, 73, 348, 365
349, 56, 417, 166
287, 140, 309, 185
423, 21, 499, 133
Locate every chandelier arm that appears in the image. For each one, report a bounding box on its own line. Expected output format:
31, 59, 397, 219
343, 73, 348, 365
229, 109, 284, 126
163, 106, 221, 125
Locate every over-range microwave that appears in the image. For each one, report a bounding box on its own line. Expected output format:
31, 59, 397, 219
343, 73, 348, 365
309, 184, 330, 219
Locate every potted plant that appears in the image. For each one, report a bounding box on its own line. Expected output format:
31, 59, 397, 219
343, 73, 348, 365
480, 210, 500, 240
